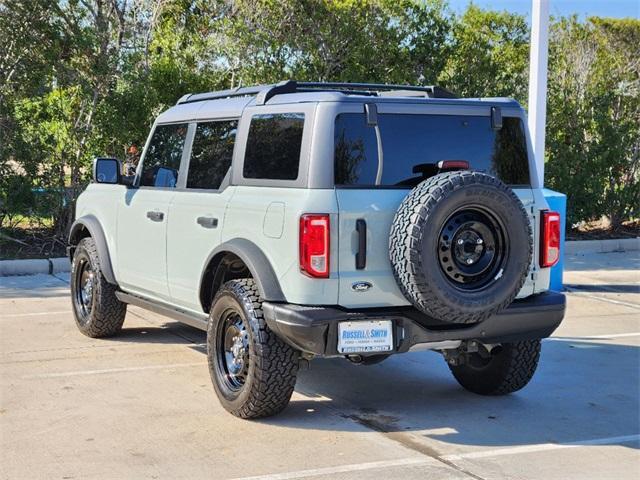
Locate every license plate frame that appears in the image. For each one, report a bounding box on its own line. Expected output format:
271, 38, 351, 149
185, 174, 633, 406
337, 320, 394, 354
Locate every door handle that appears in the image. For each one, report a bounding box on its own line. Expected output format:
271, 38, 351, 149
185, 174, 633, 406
355, 219, 366, 270
197, 216, 218, 229
146, 211, 164, 222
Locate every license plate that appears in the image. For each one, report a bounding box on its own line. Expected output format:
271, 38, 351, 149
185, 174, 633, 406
337, 320, 393, 354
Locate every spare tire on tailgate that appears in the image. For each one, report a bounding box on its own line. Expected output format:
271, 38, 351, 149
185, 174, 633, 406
389, 171, 532, 324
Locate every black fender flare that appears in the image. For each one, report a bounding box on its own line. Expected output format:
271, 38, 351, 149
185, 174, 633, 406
200, 238, 286, 307
68, 215, 117, 285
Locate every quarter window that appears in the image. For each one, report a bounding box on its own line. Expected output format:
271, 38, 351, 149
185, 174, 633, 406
243, 113, 304, 180
187, 120, 238, 190
140, 123, 188, 187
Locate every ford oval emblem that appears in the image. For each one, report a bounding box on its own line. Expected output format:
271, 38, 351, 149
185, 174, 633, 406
351, 281, 372, 292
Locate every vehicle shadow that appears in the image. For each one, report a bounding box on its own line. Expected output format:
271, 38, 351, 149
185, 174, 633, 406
276, 339, 640, 451
109, 321, 639, 452
565, 283, 640, 294
104, 325, 207, 347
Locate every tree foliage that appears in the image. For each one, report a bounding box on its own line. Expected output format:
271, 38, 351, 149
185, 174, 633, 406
440, 5, 530, 102
545, 17, 639, 227
0, 0, 638, 239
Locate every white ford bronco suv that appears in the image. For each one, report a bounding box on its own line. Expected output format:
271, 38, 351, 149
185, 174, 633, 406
68, 81, 565, 419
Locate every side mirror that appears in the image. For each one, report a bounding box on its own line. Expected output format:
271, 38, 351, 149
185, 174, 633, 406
93, 157, 122, 184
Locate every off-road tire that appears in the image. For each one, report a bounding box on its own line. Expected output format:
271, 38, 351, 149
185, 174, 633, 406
207, 279, 299, 419
70, 237, 126, 337
448, 340, 541, 395
389, 171, 532, 324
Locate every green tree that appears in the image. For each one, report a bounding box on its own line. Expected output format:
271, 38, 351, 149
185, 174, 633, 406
439, 5, 529, 102
214, 0, 452, 85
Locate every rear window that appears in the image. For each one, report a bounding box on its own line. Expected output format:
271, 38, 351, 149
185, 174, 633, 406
243, 113, 304, 180
334, 113, 530, 187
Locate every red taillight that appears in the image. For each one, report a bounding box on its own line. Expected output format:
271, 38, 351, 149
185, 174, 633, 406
299, 214, 330, 278
540, 211, 561, 268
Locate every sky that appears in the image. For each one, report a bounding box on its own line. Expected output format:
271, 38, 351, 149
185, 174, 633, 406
448, 0, 640, 20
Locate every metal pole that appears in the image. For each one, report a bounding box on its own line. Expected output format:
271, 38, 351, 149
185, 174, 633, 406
528, 0, 550, 187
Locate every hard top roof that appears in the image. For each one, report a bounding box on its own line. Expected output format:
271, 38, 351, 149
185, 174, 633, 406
155, 80, 522, 124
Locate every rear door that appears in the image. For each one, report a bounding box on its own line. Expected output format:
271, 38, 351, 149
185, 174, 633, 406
334, 104, 535, 308
166, 119, 238, 311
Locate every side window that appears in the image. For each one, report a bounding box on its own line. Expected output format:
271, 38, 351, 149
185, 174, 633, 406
186, 120, 238, 190
243, 113, 304, 180
140, 123, 188, 187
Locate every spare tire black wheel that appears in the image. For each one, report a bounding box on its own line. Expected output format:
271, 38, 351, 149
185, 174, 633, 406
389, 171, 532, 324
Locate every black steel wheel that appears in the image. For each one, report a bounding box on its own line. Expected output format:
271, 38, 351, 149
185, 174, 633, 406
70, 237, 126, 337
207, 279, 299, 419
215, 309, 250, 393
438, 207, 508, 291
73, 256, 96, 322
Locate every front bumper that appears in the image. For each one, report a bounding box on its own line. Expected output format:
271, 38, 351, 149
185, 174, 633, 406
263, 291, 566, 357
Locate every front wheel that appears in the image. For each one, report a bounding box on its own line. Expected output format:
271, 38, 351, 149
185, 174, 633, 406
70, 237, 126, 337
207, 279, 299, 419
447, 340, 541, 395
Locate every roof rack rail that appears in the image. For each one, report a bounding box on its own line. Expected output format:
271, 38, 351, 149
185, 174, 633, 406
177, 84, 271, 105
176, 80, 456, 105
296, 82, 456, 99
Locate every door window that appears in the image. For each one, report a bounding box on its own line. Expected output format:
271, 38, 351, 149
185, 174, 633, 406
186, 120, 238, 190
140, 123, 188, 187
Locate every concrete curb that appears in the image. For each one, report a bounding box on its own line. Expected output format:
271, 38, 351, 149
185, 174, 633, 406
0, 257, 70, 277
565, 237, 640, 255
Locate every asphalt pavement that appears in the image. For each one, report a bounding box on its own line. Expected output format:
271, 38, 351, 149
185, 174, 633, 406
1, 251, 638, 479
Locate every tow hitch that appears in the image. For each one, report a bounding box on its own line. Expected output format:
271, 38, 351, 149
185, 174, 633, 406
443, 340, 503, 366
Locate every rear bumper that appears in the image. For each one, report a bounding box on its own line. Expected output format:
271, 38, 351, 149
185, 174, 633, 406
263, 291, 566, 357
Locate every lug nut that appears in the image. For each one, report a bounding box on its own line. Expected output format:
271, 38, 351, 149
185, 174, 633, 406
457, 239, 464, 245
466, 258, 473, 264
477, 238, 483, 244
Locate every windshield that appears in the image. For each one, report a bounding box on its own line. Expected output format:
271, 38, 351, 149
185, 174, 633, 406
334, 112, 530, 187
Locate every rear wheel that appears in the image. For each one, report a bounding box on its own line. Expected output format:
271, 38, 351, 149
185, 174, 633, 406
70, 237, 126, 337
207, 279, 299, 419
448, 340, 541, 395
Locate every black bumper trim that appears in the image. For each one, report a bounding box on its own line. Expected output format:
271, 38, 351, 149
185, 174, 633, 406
263, 291, 566, 356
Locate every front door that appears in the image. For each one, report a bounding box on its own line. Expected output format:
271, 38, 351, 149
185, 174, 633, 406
116, 122, 188, 300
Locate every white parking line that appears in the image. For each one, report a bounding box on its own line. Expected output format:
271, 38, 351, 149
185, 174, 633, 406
23, 362, 204, 379
228, 458, 431, 480
441, 434, 640, 461
548, 332, 640, 342
0, 310, 69, 319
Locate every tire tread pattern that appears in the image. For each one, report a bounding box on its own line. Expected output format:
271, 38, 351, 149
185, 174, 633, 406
389, 170, 532, 324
